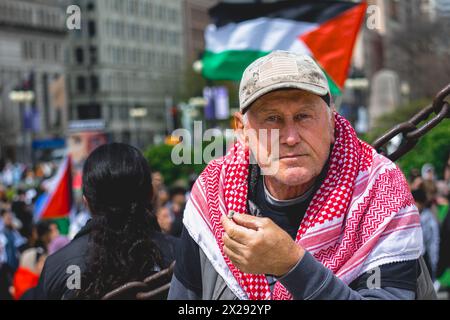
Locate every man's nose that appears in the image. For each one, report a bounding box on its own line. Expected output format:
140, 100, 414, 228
282, 123, 301, 146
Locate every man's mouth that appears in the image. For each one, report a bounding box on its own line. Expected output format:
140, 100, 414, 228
278, 154, 306, 160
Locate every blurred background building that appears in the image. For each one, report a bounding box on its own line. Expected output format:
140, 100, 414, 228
183, 0, 214, 63
0, 0, 67, 163
342, 0, 450, 130
66, 0, 185, 150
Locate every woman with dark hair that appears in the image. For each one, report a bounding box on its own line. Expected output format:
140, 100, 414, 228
34, 143, 177, 299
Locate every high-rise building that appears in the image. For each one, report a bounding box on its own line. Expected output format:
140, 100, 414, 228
183, 0, 216, 63
0, 0, 67, 163
66, 0, 185, 149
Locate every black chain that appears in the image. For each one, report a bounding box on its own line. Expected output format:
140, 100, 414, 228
372, 84, 450, 162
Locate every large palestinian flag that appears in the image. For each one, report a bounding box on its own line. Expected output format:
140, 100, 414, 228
202, 0, 367, 95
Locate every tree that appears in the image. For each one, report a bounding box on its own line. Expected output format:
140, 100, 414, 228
144, 143, 208, 187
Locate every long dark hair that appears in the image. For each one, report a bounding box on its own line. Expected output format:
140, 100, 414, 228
77, 143, 162, 299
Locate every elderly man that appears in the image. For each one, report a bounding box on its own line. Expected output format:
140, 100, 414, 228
169, 51, 429, 300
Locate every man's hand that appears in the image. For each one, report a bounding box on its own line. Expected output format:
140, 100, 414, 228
221, 213, 305, 277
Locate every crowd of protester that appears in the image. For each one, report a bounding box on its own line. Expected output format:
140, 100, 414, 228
408, 152, 450, 293
0, 160, 71, 299
0, 146, 193, 300
0, 147, 449, 299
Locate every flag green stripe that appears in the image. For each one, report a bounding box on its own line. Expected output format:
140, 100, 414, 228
202, 50, 270, 81
42, 217, 70, 235
324, 72, 342, 96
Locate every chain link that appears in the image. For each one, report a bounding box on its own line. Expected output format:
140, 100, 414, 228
372, 84, 450, 162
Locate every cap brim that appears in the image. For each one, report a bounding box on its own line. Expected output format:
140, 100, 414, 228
241, 82, 329, 113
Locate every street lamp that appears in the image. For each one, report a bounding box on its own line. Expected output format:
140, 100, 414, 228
129, 106, 148, 149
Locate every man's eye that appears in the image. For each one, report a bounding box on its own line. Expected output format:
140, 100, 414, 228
295, 114, 311, 120
266, 115, 281, 122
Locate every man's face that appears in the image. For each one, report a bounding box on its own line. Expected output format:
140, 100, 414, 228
2, 211, 14, 228
238, 89, 335, 187
172, 194, 186, 207
152, 172, 164, 189
49, 223, 60, 241
156, 207, 172, 234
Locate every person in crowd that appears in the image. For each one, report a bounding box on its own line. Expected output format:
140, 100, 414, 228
436, 152, 450, 223
422, 163, 438, 208
0, 208, 26, 300
152, 171, 165, 193
12, 246, 47, 300
166, 186, 186, 238
0, 209, 26, 272
437, 194, 450, 291
409, 168, 423, 192
35, 143, 177, 299
47, 222, 70, 255
11, 189, 33, 239
156, 206, 173, 235
34, 220, 54, 252
412, 188, 440, 281
152, 171, 169, 209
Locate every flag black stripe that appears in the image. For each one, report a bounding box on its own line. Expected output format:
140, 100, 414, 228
209, 0, 362, 27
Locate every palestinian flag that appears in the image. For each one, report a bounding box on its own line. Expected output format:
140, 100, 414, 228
202, 0, 367, 95
34, 156, 73, 223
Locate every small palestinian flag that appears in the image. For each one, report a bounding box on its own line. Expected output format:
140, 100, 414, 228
202, 0, 367, 95
34, 156, 73, 221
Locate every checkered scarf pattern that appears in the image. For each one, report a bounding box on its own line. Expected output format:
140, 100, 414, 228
190, 113, 420, 300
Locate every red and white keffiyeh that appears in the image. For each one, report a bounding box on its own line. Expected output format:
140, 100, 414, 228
184, 113, 423, 300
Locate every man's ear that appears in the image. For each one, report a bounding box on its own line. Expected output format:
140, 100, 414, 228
233, 112, 247, 146
329, 105, 336, 144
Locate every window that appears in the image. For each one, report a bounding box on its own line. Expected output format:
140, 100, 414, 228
87, 2, 95, 11
75, 47, 84, 64
88, 20, 96, 37
90, 75, 99, 93
89, 46, 97, 65
76, 76, 86, 93
120, 105, 129, 119
22, 41, 31, 60
109, 104, 115, 121
54, 43, 60, 62
149, 3, 154, 18
77, 103, 101, 120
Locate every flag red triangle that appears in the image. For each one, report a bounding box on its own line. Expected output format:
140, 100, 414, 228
300, 3, 367, 90
41, 157, 72, 219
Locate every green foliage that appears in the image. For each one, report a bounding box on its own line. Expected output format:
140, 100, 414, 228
397, 120, 450, 179
362, 99, 450, 179
144, 142, 214, 187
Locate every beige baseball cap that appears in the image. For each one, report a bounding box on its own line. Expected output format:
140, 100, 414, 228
239, 51, 330, 113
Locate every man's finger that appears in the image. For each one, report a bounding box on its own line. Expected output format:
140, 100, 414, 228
221, 215, 256, 243
223, 245, 243, 267
223, 233, 247, 254
232, 213, 265, 231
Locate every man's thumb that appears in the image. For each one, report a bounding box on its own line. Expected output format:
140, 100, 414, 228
232, 213, 261, 231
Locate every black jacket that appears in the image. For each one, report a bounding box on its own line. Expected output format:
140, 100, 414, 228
33, 220, 178, 300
